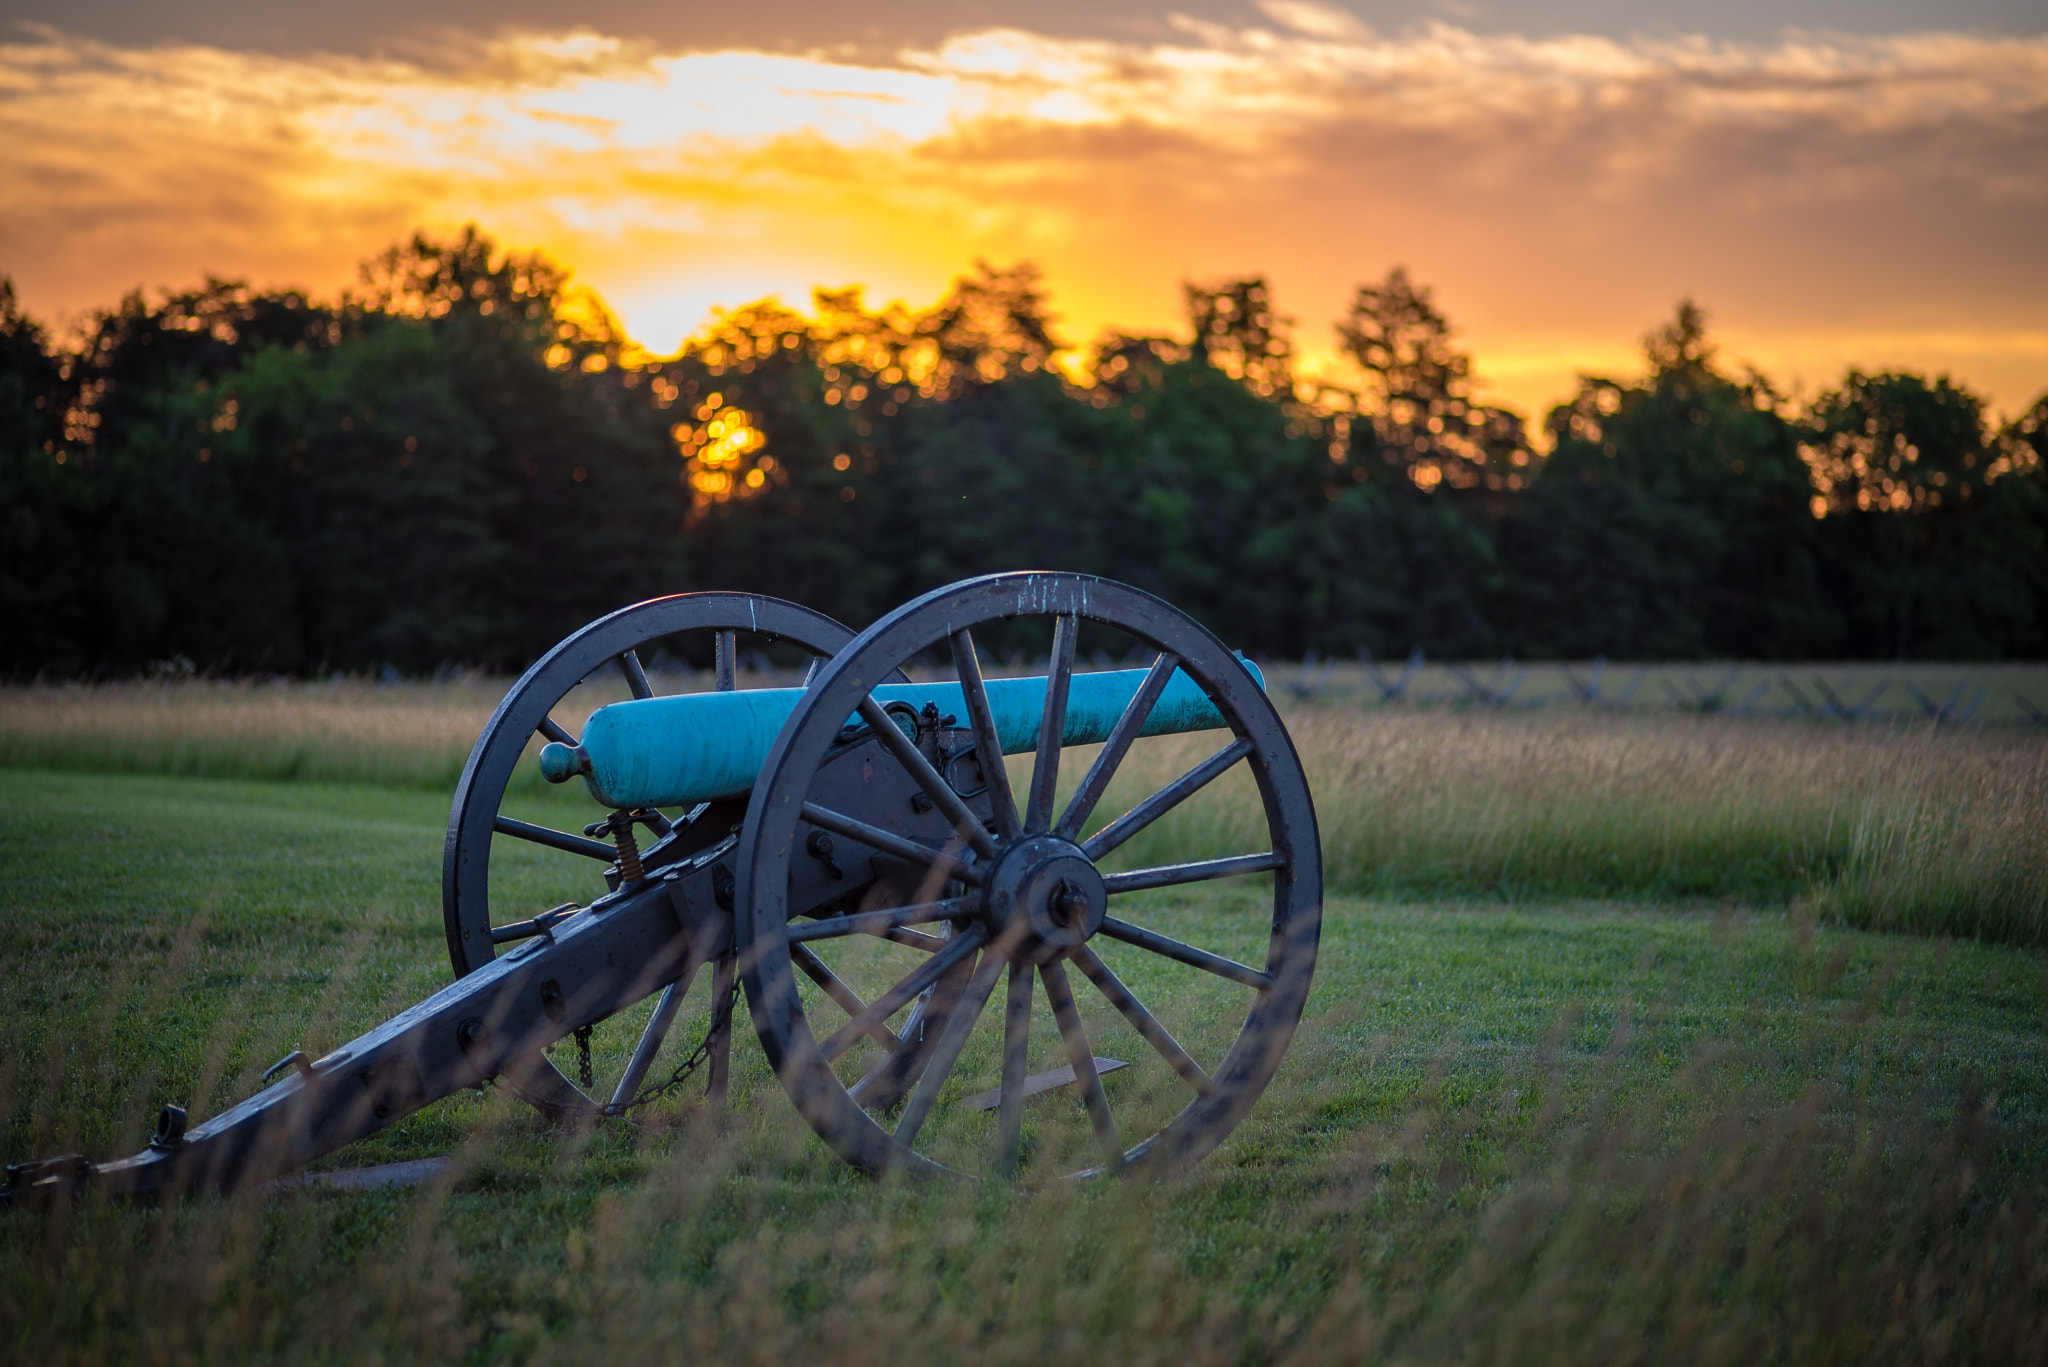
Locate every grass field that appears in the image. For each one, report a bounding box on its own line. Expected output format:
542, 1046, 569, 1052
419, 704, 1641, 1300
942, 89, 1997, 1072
2, 683, 2046, 1362
7, 674, 2045, 942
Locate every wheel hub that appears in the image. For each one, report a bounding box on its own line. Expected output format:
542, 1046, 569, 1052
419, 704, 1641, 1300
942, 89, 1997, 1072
981, 833, 1106, 959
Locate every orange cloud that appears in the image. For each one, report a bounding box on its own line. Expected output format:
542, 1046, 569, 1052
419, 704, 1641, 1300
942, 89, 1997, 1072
2, 19, 2043, 415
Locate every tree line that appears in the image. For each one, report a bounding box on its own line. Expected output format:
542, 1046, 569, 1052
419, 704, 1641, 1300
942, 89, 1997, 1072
3, 226, 2043, 677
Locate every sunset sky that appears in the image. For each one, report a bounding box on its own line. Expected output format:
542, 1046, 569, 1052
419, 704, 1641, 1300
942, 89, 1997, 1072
3, 0, 2043, 418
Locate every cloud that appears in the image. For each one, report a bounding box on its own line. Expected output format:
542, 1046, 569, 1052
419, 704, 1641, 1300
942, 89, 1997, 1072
1, 18, 2043, 413
1253, 2, 1373, 42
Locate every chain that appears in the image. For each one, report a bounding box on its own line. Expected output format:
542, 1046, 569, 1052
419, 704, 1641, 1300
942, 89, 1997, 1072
602, 958, 741, 1116
574, 1024, 594, 1090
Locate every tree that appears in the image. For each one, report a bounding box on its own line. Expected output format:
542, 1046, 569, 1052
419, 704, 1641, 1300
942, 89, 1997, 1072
0, 228, 693, 674
6, 278, 341, 673
0, 279, 83, 674
674, 263, 1076, 633
1087, 333, 1188, 400
1337, 267, 1530, 494
918, 261, 1063, 397
1804, 373, 2044, 658
1506, 301, 1838, 659
9, 237, 2045, 677
344, 228, 686, 665
213, 323, 508, 670
1184, 277, 1294, 401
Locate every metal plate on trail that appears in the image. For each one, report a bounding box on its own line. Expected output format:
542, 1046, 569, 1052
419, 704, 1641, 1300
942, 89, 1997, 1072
960, 1058, 1128, 1112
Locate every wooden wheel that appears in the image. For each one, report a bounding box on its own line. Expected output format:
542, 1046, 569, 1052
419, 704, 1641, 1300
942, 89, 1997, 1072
442, 593, 868, 1120
734, 572, 1322, 1179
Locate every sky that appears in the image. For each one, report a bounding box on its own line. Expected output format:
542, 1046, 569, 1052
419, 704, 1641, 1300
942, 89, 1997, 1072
2, 0, 2044, 418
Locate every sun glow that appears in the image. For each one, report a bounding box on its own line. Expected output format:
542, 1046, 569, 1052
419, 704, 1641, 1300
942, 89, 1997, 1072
3, 21, 2045, 415
675, 393, 771, 502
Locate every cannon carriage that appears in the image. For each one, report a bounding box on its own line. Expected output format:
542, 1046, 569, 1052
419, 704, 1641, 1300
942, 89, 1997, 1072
7, 572, 1322, 1198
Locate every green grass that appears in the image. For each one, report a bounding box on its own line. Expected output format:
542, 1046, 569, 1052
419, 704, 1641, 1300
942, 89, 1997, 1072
3, 769, 2045, 1363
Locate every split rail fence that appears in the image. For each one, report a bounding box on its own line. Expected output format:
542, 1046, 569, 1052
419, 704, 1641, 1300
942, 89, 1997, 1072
645, 646, 2048, 729
1273, 651, 2048, 727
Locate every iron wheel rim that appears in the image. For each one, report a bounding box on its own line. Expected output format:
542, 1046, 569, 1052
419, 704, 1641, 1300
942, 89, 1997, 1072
734, 572, 1323, 1180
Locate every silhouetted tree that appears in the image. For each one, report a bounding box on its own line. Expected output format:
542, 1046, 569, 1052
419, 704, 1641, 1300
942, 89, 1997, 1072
7, 278, 342, 672
4, 241, 2044, 676
1184, 277, 1295, 401
1505, 301, 1838, 659
1805, 372, 2044, 658
0, 279, 82, 674
1338, 267, 1530, 494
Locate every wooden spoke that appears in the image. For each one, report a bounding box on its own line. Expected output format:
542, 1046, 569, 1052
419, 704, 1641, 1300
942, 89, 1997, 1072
1055, 651, 1180, 842
1025, 613, 1080, 833
853, 698, 999, 860
621, 648, 654, 700
1101, 850, 1283, 895
705, 952, 736, 1105
893, 949, 1008, 1148
1071, 946, 1211, 1095
714, 630, 737, 690
536, 715, 576, 747
492, 814, 618, 861
848, 950, 972, 1109
1081, 737, 1253, 861
996, 958, 1033, 1177
1097, 917, 1272, 989
949, 628, 1021, 838
1040, 960, 1121, 1170
786, 896, 976, 944
817, 928, 986, 1062
791, 944, 903, 1053
608, 971, 692, 1110
800, 802, 984, 887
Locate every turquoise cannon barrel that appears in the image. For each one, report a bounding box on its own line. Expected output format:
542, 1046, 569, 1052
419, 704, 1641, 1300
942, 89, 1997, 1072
539, 662, 1263, 810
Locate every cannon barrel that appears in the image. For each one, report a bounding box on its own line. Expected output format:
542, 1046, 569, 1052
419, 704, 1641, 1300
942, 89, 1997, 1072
541, 662, 1263, 810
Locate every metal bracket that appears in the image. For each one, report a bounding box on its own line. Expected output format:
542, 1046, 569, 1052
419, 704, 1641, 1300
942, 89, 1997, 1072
489, 902, 580, 945
149, 1104, 189, 1151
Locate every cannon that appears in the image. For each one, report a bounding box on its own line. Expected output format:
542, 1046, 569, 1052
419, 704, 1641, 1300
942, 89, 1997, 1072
7, 572, 1321, 1195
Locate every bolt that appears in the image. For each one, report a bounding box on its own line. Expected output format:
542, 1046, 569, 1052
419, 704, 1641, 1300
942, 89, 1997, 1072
806, 830, 844, 878
1047, 878, 1089, 927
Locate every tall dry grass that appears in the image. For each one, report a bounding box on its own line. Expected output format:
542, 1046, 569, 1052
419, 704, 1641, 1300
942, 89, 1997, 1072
4, 679, 2044, 944
1096, 708, 2048, 945
0, 675, 661, 794
0, 678, 505, 789
1280, 659, 2048, 725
